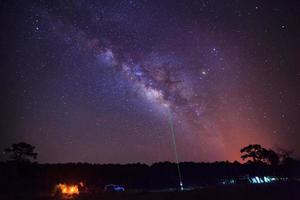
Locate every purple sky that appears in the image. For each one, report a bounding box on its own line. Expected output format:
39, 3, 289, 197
1, 0, 299, 164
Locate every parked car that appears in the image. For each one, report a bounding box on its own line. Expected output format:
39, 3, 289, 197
104, 184, 125, 192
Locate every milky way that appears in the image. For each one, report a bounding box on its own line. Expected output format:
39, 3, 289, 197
1, 0, 299, 163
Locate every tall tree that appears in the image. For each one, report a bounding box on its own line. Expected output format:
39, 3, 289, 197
276, 147, 294, 164
240, 144, 264, 163
261, 148, 279, 166
4, 142, 38, 163
240, 144, 279, 165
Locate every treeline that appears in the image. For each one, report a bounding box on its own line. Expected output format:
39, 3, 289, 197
0, 160, 299, 194
1, 142, 299, 194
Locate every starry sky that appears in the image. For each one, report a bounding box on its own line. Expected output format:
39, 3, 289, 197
1, 0, 299, 164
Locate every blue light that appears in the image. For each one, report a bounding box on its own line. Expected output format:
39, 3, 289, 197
259, 177, 264, 183
264, 176, 270, 183
255, 176, 261, 184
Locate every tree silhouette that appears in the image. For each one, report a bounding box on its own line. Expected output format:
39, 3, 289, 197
240, 144, 263, 163
261, 148, 279, 166
4, 142, 38, 163
276, 147, 294, 164
240, 144, 279, 165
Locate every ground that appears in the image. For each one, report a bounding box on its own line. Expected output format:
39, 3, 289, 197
1, 182, 299, 200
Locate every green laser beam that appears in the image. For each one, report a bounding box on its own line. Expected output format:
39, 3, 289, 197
167, 109, 183, 190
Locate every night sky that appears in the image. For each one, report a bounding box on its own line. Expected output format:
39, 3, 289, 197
1, 0, 299, 164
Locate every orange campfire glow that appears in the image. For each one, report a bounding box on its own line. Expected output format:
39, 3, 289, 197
56, 183, 79, 196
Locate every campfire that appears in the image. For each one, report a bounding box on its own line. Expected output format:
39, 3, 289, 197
54, 183, 79, 198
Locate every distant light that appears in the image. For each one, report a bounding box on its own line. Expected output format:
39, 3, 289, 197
180, 181, 183, 191
251, 178, 257, 184
255, 176, 261, 184
264, 176, 270, 183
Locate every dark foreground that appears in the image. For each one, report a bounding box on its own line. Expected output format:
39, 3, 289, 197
2, 182, 300, 200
